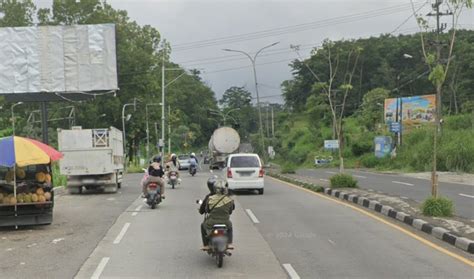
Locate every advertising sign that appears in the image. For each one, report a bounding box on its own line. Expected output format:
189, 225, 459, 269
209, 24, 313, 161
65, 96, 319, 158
384, 94, 436, 130
324, 140, 339, 150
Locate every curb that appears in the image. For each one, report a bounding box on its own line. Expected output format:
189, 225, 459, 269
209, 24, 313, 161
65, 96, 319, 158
52, 186, 66, 196
268, 172, 474, 254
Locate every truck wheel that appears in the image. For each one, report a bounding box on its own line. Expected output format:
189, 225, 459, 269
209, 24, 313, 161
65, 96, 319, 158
258, 189, 264, 195
117, 183, 122, 189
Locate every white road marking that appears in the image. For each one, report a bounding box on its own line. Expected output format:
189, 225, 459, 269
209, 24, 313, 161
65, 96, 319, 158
282, 263, 301, 279
245, 209, 260, 224
353, 175, 367, 179
113, 223, 131, 244
132, 205, 143, 216
326, 171, 338, 174
392, 181, 414, 186
459, 193, 474, 199
401, 196, 409, 200
320, 179, 329, 182
328, 239, 336, 246
106, 197, 115, 201
91, 257, 110, 279
52, 238, 64, 244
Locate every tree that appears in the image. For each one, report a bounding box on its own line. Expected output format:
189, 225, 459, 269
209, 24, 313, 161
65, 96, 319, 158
0, 0, 35, 27
411, 0, 473, 197
219, 86, 258, 139
293, 41, 362, 172
358, 88, 390, 131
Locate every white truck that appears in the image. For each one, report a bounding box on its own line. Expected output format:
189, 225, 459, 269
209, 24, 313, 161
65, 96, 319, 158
58, 126, 124, 194
208, 127, 240, 169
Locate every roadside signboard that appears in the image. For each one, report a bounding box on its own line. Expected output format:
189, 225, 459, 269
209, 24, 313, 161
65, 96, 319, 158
390, 122, 401, 133
324, 140, 339, 150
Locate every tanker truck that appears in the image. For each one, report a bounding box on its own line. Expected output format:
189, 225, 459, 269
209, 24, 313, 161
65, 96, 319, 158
208, 127, 240, 169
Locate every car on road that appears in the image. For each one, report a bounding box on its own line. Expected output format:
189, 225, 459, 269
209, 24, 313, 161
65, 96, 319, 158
177, 154, 191, 170
224, 153, 264, 194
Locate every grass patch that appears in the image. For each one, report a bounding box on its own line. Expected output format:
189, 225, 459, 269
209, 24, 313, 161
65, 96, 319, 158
52, 163, 66, 187
421, 196, 454, 217
281, 163, 296, 174
330, 173, 358, 188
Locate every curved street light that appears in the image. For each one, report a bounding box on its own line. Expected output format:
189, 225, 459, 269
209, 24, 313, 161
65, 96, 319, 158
223, 42, 279, 156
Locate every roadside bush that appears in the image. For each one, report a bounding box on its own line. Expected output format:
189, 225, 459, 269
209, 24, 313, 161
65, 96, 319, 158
281, 163, 296, 174
421, 196, 454, 217
330, 173, 358, 188
360, 153, 378, 168
52, 163, 66, 187
351, 141, 372, 157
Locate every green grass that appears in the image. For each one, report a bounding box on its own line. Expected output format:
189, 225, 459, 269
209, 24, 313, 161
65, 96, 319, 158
52, 163, 67, 187
421, 196, 454, 217
329, 173, 358, 188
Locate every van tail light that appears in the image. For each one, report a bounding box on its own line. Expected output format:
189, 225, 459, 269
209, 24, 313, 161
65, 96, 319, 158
259, 168, 264, 177
227, 168, 233, 178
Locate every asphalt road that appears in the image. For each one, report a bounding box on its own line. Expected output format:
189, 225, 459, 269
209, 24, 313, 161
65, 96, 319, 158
0, 174, 141, 279
1, 171, 473, 278
296, 168, 474, 219
75, 170, 473, 279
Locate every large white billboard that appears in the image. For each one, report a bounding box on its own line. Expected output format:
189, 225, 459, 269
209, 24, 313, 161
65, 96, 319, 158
0, 24, 118, 94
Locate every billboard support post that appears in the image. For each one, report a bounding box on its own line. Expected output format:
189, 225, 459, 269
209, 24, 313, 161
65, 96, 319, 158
41, 102, 48, 144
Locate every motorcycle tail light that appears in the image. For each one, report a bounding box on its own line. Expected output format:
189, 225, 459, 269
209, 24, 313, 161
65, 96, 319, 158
227, 168, 232, 178
259, 167, 264, 177
148, 183, 158, 190
213, 229, 225, 236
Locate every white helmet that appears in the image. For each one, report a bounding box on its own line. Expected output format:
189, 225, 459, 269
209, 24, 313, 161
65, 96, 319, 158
191, 152, 196, 157
171, 153, 176, 158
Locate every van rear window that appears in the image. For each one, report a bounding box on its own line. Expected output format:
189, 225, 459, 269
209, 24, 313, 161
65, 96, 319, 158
230, 156, 260, 168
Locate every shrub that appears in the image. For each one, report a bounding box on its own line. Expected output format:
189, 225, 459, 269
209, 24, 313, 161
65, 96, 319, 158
360, 153, 378, 168
52, 163, 66, 187
330, 173, 358, 188
281, 163, 296, 174
351, 141, 372, 157
421, 196, 454, 217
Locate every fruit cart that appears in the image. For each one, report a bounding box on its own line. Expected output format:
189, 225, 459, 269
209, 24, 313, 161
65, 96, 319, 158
0, 136, 63, 227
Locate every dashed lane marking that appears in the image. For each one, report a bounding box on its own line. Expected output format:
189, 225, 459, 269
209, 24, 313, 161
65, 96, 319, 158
353, 175, 367, 179
91, 257, 110, 279
245, 209, 260, 224
459, 193, 474, 199
325, 171, 338, 174
113, 223, 131, 244
282, 263, 301, 279
132, 205, 143, 216
392, 181, 414, 186
320, 179, 329, 182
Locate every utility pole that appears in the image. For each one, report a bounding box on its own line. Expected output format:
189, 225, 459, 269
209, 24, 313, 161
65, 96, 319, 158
271, 106, 274, 137
161, 53, 165, 156
266, 105, 270, 138
168, 105, 171, 155
427, 0, 453, 197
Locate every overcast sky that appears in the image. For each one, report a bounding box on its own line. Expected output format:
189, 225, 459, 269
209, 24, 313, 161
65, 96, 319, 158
38, 1, 474, 103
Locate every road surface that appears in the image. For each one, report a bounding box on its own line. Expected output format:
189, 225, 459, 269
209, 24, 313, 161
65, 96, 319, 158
1, 171, 473, 278
297, 168, 474, 219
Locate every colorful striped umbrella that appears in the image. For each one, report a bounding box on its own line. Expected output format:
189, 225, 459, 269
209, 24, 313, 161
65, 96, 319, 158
0, 136, 63, 167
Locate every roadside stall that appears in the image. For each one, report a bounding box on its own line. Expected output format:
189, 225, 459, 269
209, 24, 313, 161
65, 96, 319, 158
0, 136, 63, 227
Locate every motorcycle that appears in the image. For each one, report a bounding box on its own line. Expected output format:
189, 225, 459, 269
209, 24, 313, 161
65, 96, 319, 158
189, 164, 197, 176
168, 170, 178, 189
145, 182, 162, 209
197, 199, 233, 268
142, 169, 162, 209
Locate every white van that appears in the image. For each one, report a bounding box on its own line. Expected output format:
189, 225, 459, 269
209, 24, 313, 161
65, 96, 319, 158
224, 153, 264, 194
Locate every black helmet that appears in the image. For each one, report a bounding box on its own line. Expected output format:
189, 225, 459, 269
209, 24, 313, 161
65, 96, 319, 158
207, 175, 218, 194
152, 155, 162, 163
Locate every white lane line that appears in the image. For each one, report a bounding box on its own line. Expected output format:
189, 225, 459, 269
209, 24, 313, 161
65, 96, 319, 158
282, 263, 301, 279
320, 178, 329, 182
392, 181, 414, 186
113, 223, 131, 244
325, 171, 338, 174
328, 239, 336, 246
245, 209, 260, 224
353, 175, 367, 179
132, 205, 143, 216
459, 193, 474, 199
91, 257, 110, 279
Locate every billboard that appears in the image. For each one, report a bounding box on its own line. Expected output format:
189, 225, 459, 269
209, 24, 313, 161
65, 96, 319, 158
0, 24, 118, 95
384, 94, 436, 128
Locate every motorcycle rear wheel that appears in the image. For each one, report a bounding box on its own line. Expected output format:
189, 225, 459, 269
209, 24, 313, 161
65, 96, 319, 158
216, 252, 224, 268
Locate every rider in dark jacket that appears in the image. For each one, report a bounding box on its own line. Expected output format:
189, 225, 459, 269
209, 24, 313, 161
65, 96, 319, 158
199, 176, 234, 249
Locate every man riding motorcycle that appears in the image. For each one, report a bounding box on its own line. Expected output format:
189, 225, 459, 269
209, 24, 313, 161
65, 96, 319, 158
189, 152, 198, 174
165, 153, 181, 183
199, 176, 234, 250
142, 155, 165, 199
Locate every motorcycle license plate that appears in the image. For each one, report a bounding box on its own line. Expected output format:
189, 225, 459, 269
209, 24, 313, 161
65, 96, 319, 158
148, 190, 157, 195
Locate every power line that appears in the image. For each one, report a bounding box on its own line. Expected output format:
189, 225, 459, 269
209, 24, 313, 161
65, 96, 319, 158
172, 2, 426, 51
390, 1, 429, 34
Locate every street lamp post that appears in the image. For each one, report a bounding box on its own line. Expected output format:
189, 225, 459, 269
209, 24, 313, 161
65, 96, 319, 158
11, 102, 23, 136
122, 99, 138, 161
146, 103, 160, 159
223, 42, 279, 156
